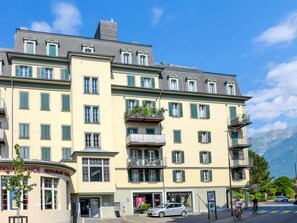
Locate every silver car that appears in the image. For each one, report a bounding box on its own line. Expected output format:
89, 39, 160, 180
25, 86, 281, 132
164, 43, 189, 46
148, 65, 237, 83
147, 202, 187, 217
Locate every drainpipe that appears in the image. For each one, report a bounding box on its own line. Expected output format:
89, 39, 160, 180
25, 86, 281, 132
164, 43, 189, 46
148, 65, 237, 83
11, 69, 14, 158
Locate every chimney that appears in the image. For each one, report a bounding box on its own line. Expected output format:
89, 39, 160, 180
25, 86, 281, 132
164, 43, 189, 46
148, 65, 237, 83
94, 20, 118, 41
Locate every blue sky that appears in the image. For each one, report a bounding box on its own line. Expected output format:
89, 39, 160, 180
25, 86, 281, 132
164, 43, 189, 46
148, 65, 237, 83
1, 0, 297, 136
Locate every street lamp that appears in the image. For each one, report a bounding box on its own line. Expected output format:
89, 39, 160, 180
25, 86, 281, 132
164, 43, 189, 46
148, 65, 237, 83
290, 150, 297, 185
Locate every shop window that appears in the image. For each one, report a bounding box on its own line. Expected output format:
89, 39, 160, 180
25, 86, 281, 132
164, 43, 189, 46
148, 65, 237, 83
166, 192, 193, 211
82, 158, 110, 182
41, 177, 58, 210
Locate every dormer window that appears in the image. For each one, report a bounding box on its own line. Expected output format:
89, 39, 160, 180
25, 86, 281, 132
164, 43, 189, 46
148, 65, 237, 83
82, 42, 95, 53
187, 77, 197, 92
121, 47, 132, 64
137, 49, 148, 66
225, 80, 236, 95
206, 79, 217, 94
168, 77, 179, 90
46, 38, 59, 57
24, 36, 37, 54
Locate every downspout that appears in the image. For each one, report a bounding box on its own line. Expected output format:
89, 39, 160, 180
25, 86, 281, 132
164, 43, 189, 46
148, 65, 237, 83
11, 68, 14, 158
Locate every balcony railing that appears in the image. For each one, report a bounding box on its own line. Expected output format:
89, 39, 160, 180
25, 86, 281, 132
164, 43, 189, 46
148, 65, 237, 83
228, 114, 252, 129
124, 107, 165, 123
228, 138, 251, 150
0, 98, 6, 116
126, 134, 166, 147
230, 158, 253, 168
127, 158, 167, 169
0, 129, 5, 144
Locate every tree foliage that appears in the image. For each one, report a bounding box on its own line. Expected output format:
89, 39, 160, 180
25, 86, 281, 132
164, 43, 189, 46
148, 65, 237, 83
248, 150, 273, 195
273, 176, 294, 197
5, 144, 36, 213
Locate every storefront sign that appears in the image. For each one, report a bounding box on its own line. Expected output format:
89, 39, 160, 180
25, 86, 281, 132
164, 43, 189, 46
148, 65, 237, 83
0, 166, 70, 177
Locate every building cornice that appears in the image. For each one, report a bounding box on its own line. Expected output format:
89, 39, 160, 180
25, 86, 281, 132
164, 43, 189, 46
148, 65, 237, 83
7, 51, 68, 63
112, 62, 164, 73
67, 52, 114, 62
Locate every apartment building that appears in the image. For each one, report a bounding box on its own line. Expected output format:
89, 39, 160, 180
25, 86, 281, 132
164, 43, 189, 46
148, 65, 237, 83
0, 20, 252, 223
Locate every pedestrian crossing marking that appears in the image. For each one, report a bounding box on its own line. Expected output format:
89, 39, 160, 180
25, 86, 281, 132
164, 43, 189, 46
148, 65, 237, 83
294, 211, 297, 213
281, 210, 290, 213
270, 210, 278, 213
258, 210, 267, 213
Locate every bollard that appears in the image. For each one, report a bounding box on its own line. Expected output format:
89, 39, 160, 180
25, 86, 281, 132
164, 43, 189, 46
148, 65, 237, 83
123, 206, 126, 220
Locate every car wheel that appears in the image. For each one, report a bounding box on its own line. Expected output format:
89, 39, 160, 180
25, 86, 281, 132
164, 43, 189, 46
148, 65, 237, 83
159, 212, 165, 218
181, 211, 187, 217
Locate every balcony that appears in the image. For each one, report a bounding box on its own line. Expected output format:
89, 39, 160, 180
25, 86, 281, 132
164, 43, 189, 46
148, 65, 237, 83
228, 114, 252, 130
124, 106, 165, 123
127, 158, 167, 169
230, 158, 253, 168
228, 138, 251, 150
0, 129, 5, 144
125, 113, 164, 123
126, 134, 166, 147
0, 99, 6, 116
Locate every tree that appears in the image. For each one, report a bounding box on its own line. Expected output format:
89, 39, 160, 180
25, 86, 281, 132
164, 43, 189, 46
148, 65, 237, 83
273, 176, 295, 198
248, 150, 273, 195
5, 144, 36, 218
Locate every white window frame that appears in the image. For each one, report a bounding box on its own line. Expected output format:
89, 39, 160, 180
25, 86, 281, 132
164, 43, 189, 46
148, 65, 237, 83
44, 68, 53, 80
82, 158, 110, 182
201, 132, 209, 143
46, 43, 58, 56
85, 133, 100, 148
198, 105, 207, 119
84, 77, 99, 94
169, 78, 179, 90
207, 80, 217, 94
187, 80, 197, 92
82, 46, 94, 53
121, 52, 132, 64
41, 177, 58, 210
138, 53, 148, 66
24, 40, 36, 54
175, 170, 183, 182
202, 170, 211, 182
0, 60, 2, 75
226, 82, 236, 95
84, 106, 100, 123
20, 66, 29, 77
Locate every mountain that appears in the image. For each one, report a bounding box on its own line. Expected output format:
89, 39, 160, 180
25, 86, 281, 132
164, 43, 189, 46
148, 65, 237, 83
250, 126, 297, 179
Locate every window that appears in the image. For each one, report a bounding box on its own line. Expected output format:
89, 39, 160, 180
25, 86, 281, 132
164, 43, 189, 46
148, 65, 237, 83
141, 77, 155, 88
146, 170, 160, 182
207, 79, 217, 93
138, 53, 148, 66
173, 130, 181, 143
143, 100, 156, 108
15, 65, 32, 78
190, 104, 210, 119
127, 128, 138, 136
19, 123, 29, 139
231, 151, 244, 160
41, 124, 51, 140
198, 131, 211, 143
62, 95, 70, 111
146, 128, 155, 135
20, 92, 29, 109
1, 176, 28, 210
41, 93, 50, 111
232, 169, 246, 181
121, 50, 132, 64
47, 43, 58, 56
172, 150, 184, 163
84, 106, 99, 123
169, 102, 183, 117
200, 170, 213, 182
84, 77, 98, 94
82, 158, 110, 182
82, 46, 94, 53
62, 125, 71, 140
187, 80, 197, 92
169, 78, 179, 90
60, 68, 70, 81
85, 133, 100, 148
128, 169, 143, 182
41, 178, 58, 209
125, 99, 139, 111
172, 170, 185, 182
41, 147, 51, 161
20, 146, 30, 159
62, 148, 71, 160
127, 75, 135, 87
24, 40, 36, 54
200, 151, 212, 164
37, 67, 53, 80
226, 81, 236, 95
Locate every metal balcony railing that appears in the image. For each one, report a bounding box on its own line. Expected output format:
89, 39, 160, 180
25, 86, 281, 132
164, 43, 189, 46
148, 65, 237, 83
228, 137, 251, 150
230, 158, 253, 168
126, 134, 166, 147
125, 111, 164, 123
127, 158, 167, 169
228, 114, 252, 129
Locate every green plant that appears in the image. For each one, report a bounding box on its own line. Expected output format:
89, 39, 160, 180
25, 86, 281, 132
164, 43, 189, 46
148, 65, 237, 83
140, 203, 151, 211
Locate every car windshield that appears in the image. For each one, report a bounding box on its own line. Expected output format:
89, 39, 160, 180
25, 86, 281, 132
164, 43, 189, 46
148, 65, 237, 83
156, 203, 168, 208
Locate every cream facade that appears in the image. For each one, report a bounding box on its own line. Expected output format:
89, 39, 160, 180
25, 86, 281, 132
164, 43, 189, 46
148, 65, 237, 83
0, 20, 252, 223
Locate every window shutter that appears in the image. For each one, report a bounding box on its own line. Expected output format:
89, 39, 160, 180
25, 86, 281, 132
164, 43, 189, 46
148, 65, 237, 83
144, 150, 149, 159
139, 170, 144, 182
200, 170, 204, 182
136, 100, 139, 106
37, 67, 41, 78
181, 151, 185, 163
168, 103, 173, 116
49, 44, 56, 56
172, 151, 176, 163
41, 94, 49, 110
208, 152, 212, 163
174, 130, 181, 143
28, 66, 32, 77
125, 99, 129, 111
209, 170, 213, 181
151, 78, 155, 88
15, 65, 20, 76
179, 103, 183, 117
156, 170, 160, 182
182, 170, 186, 182
145, 170, 149, 182
41, 67, 45, 78
128, 170, 132, 182
62, 95, 70, 111
172, 170, 177, 182
152, 101, 156, 108
42, 147, 46, 160
190, 104, 197, 118
25, 147, 29, 159
208, 132, 212, 143
128, 76, 135, 86
198, 131, 202, 142
206, 105, 210, 119
141, 77, 144, 87
199, 152, 203, 163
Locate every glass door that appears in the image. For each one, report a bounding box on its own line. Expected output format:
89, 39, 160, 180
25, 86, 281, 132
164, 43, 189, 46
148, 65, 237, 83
153, 193, 161, 207
90, 198, 100, 217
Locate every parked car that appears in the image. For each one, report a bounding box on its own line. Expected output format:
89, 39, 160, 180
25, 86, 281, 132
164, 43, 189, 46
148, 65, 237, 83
274, 196, 289, 202
147, 202, 187, 217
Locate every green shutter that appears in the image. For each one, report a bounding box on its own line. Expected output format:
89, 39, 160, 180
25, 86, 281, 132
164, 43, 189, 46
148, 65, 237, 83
128, 170, 132, 182
127, 76, 135, 87
206, 105, 210, 118
49, 44, 56, 56
125, 99, 129, 111
61, 68, 69, 81
172, 151, 176, 163
173, 170, 177, 182
179, 103, 183, 117
190, 104, 198, 118
151, 78, 155, 88
174, 130, 181, 143
182, 170, 186, 182
28, 66, 32, 77
41, 94, 49, 110
209, 170, 213, 181
168, 103, 173, 116
209, 152, 212, 163
200, 170, 204, 182
62, 126, 71, 140
139, 170, 144, 182
141, 77, 144, 87
229, 106, 237, 121
181, 151, 185, 163
198, 131, 202, 142
152, 101, 156, 108
37, 67, 45, 78
15, 65, 20, 77
208, 132, 212, 143
20, 92, 29, 109
62, 95, 70, 111
199, 152, 203, 163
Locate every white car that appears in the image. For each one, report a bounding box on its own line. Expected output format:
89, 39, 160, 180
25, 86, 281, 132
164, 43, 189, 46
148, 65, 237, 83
147, 203, 187, 218
274, 196, 289, 202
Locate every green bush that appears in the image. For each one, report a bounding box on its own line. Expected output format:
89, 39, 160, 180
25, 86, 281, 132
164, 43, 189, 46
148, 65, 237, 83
140, 203, 151, 211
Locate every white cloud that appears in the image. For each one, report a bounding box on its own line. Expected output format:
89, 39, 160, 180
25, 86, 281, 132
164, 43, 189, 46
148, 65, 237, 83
151, 7, 164, 26
246, 58, 297, 123
254, 12, 297, 46
248, 121, 288, 136
30, 2, 82, 35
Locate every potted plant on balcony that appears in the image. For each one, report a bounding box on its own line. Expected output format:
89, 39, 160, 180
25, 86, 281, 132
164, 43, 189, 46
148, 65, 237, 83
241, 113, 248, 122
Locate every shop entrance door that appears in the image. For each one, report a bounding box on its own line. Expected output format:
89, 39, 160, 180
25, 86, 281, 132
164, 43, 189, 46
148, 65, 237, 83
79, 198, 100, 218
153, 193, 161, 207
90, 198, 100, 217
